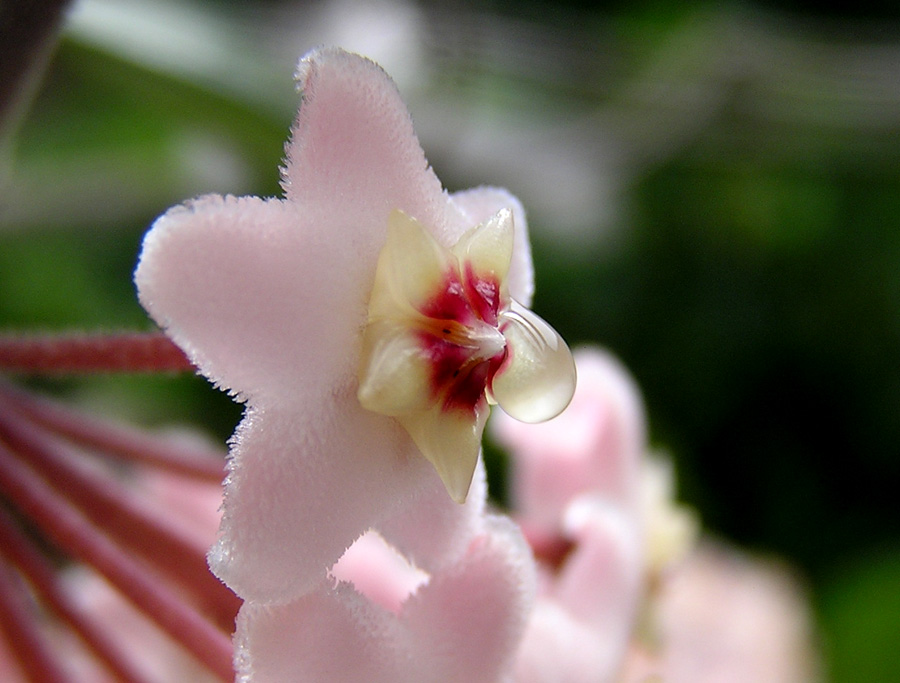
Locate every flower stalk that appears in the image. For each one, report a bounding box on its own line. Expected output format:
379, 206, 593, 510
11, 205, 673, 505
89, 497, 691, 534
0, 381, 223, 482
0, 438, 234, 681
0, 332, 193, 375
0, 401, 239, 631
0, 506, 153, 683
0, 552, 71, 683
0, 347, 236, 681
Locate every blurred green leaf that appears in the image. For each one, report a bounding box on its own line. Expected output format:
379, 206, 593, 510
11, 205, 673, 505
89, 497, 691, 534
819, 548, 900, 683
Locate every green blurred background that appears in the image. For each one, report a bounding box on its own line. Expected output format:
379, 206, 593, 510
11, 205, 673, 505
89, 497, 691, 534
2, 0, 899, 679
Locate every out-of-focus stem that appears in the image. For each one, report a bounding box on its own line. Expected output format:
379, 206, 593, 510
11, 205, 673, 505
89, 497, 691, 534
0, 382, 225, 482
0, 440, 235, 682
0, 507, 154, 683
0, 0, 73, 143
0, 332, 194, 374
0, 407, 240, 632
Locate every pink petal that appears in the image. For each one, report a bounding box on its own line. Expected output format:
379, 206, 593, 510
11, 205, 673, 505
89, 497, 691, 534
235, 516, 535, 682
330, 531, 429, 615
514, 498, 642, 683
136, 195, 364, 405
514, 603, 622, 683
235, 583, 401, 683
285, 48, 467, 253
376, 458, 488, 573
208, 400, 435, 604
401, 515, 535, 682
647, 543, 819, 683
210, 393, 494, 604
556, 496, 642, 629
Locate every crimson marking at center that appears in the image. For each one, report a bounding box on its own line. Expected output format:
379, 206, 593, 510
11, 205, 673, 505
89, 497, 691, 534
418, 267, 506, 414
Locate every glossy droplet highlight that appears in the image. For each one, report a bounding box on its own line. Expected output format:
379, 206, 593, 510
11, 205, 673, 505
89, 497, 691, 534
491, 301, 576, 423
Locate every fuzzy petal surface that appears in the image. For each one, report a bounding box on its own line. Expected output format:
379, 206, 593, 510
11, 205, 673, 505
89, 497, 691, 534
235, 516, 535, 683
209, 392, 489, 605
285, 49, 465, 252
376, 457, 487, 574
514, 499, 642, 683
136, 196, 340, 404
136, 47, 539, 607
208, 399, 433, 603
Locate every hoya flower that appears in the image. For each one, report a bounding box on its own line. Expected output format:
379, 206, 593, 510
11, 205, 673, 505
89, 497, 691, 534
493, 348, 648, 682
623, 543, 821, 683
358, 207, 575, 502
495, 347, 818, 683
135, 47, 574, 604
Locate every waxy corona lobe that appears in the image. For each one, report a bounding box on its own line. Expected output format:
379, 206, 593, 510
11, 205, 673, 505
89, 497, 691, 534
359, 209, 576, 503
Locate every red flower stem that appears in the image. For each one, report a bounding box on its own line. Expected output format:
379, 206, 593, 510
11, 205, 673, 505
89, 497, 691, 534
0, 382, 225, 483
0, 332, 194, 374
0, 507, 155, 683
0, 557, 69, 683
0, 441, 235, 682
0, 408, 241, 632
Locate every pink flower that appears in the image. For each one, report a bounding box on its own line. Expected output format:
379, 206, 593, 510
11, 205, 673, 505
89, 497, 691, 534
623, 543, 820, 683
495, 348, 818, 683
358, 208, 575, 502
134, 47, 581, 680
494, 348, 648, 683
135, 48, 574, 608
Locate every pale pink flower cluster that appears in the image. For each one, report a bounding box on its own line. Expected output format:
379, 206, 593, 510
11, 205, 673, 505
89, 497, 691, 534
135, 48, 818, 682
497, 349, 820, 683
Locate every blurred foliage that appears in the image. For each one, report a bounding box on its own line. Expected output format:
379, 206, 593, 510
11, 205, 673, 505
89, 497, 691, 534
1, 0, 899, 680
818, 546, 900, 681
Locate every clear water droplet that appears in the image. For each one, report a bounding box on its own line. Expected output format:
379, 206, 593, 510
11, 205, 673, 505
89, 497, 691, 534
491, 300, 576, 423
